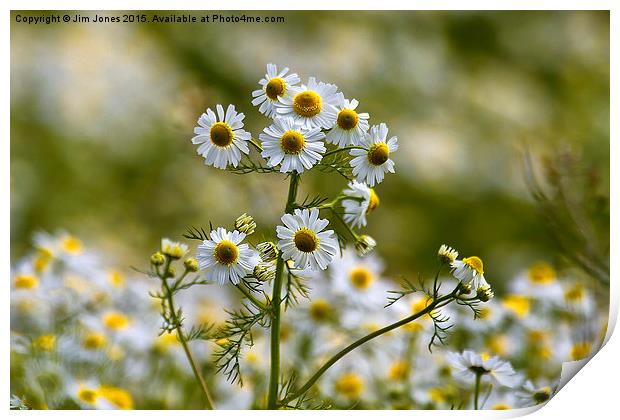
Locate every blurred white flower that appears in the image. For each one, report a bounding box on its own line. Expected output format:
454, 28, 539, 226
446, 350, 522, 388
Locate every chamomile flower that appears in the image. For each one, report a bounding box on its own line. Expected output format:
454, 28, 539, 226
516, 381, 556, 406
326, 97, 370, 147
197, 227, 261, 285
275, 77, 340, 129
160, 238, 189, 260
341, 181, 379, 228
438, 244, 459, 265
446, 350, 521, 388
350, 123, 398, 186
330, 248, 387, 308
276, 208, 338, 271
260, 117, 326, 173
191, 104, 252, 169
450, 256, 490, 291
251, 64, 300, 118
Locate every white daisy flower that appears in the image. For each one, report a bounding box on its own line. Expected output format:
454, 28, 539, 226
259, 117, 326, 173
451, 256, 490, 291
276, 208, 339, 271
341, 181, 379, 228
191, 104, 252, 169
275, 77, 340, 129
330, 248, 387, 308
197, 227, 261, 285
251, 63, 300, 118
325, 97, 370, 147
438, 244, 459, 264
350, 123, 398, 187
516, 380, 557, 406
446, 350, 522, 388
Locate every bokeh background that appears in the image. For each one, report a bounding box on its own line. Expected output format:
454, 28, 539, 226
11, 10, 610, 292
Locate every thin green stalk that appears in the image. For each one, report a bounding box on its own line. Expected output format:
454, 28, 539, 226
279, 291, 457, 406
322, 145, 363, 158
250, 138, 263, 152
267, 173, 300, 409
161, 264, 216, 409
235, 283, 267, 311
474, 372, 482, 410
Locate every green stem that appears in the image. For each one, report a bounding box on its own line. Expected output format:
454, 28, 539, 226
279, 292, 457, 406
267, 173, 300, 409
162, 265, 216, 409
250, 138, 263, 152
235, 283, 267, 311
322, 145, 363, 158
474, 372, 482, 410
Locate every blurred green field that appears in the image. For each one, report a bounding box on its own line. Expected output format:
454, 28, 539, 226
10, 10, 610, 291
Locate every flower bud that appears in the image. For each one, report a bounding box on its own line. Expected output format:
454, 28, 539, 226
438, 244, 459, 265
234, 213, 256, 235
256, 241, 278, 262
457, 281, 472, 295
476, 285, 494, 302
150, 252, 165, 266
161, 238, 189, 259
355, 235, 376, 256
253, 262, 276, 282
164, 266, 176, 279
184, 258, 199, 273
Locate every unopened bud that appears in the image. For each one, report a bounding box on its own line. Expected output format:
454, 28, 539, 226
151, 252, 165, 266
476, 285, 494, 302
234, 213, 256, 235
184, 258, 199, 273
253, 262, 276, 282
257, 242, 278, 262
355, 235, 376, 256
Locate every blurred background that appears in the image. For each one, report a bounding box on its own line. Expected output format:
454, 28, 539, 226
10, 10, 610, 292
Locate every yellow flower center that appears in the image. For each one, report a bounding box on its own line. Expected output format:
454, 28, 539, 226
108, 270, 124, 288
492, 404, 512, 410
77, 387, 98, 405
98, 386, 134, 410
349, 267, 374, 290
487, 335, 508, 356
61, 235, 83, 255
367, 142, 389, 166
83, 333, 107, 349
336, 108, 359, 130
280, 130, 305, 155
103, 312, 130, 330
265, 77, 286, 100
502, 295, 530, 318
463, 256, 484, 274
481, 352, 490, 361
388, 361, 410, 381
367, 189, 380, 213
565, 283, 585, 302
293, 228, 318, 253
210, 122, 234, 147
213, 240, 239, 265
34, 335, 56, 352
309, 299, 332, 322
293, 90, 322, 117
155, 331, 180, 352
15, 274, 39, 289
528, 262, 556, 284
34, 248, 53, 272
335, 373, 364, 399
571, 341, 592, 360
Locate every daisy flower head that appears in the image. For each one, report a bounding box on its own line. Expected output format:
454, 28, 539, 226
446, 350, 522, 388
326, 96, 370, 147
451, 256, 490, 291
275, 77, 340, 129
259, 117, 326, 173
516, 381, 556, 406
350, 123, 398, 187
276, 208, 339, 271
192, 104, 252, 169
197, 227, 261, 285
251, 64, 300, 118
438, 244, 459, 265
341, 180, 379, 228
161, 238, 189, 260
